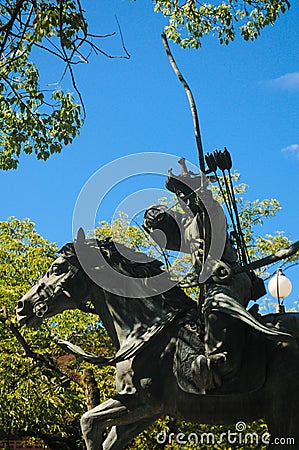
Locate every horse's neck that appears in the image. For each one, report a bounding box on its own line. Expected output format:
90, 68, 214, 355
90, 283, 172, 349
89, 284, 121, 349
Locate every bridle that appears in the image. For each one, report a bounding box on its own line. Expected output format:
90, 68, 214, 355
33, 300, 49, 318
32, 254, 92, 319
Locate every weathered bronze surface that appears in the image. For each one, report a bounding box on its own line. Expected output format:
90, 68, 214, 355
16, 163, 299, 450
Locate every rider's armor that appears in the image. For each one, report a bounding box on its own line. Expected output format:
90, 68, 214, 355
143, 171, 266, 391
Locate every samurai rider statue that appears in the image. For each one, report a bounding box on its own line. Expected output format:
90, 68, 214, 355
142, 152, 278, 392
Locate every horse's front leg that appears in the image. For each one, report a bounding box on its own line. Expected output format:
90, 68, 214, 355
81, 397, 126, 450
80, 394, 157, 450
103, 418, 158, 450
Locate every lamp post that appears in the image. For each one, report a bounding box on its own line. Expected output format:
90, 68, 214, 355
268, 268, 292, 313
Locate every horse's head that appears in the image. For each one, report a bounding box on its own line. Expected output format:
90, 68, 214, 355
16, 227, 192, 337
16, 230, 91, 328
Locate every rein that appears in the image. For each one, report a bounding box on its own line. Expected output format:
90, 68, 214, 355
44, 321, 119, 367
44, 306, 194, 368
34, 242, 195, 367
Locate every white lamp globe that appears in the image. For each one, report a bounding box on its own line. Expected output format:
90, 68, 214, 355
268, 269, 292, 299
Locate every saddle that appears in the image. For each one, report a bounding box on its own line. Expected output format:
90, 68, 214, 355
261, 312, 299, 338
173, 316, 267, 396
174, 312, 299, 396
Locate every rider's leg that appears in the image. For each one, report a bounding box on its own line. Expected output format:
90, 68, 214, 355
192, 313, 245, 390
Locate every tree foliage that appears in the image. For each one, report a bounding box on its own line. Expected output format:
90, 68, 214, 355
0, 0, 291, 170
0, 0, 129, 170
153, 0, 291, 47
0, 217, 115, 449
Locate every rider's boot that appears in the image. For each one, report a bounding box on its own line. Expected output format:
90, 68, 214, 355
191, 352, 226, 390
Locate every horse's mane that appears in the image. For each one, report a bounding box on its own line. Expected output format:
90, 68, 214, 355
59, 238, 195, 311
59, 239, 164, 279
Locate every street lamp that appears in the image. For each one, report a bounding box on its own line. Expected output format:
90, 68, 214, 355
268, 268, 292, 313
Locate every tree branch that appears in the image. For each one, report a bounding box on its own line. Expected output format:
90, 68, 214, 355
0, 0, 25, 32
0, 306, 102, 431
0, 306, 83, 387
115, 15, 130, 59
0, 0, 26, 56
82, 368, 101, 410
0, 306, 57, 368
58, 0, 86, 118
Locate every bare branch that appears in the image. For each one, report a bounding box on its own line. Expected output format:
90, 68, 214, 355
115, 15, 130, 59
87, 32, 116, 39
58, 0, 86, 118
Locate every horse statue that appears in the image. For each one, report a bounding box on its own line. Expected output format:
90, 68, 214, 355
16, 227, 299, 450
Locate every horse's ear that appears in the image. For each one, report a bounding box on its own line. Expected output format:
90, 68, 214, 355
76, 227, 86, 245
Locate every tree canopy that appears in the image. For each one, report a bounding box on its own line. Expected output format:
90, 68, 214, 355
0, 0, 291, 170
0, 0, 129, 170
154, 0, 290, 47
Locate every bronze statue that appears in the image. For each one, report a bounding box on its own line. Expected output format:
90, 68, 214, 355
16, 222, 299, 449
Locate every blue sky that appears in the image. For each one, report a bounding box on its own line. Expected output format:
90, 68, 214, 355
1, 1, 298, 307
